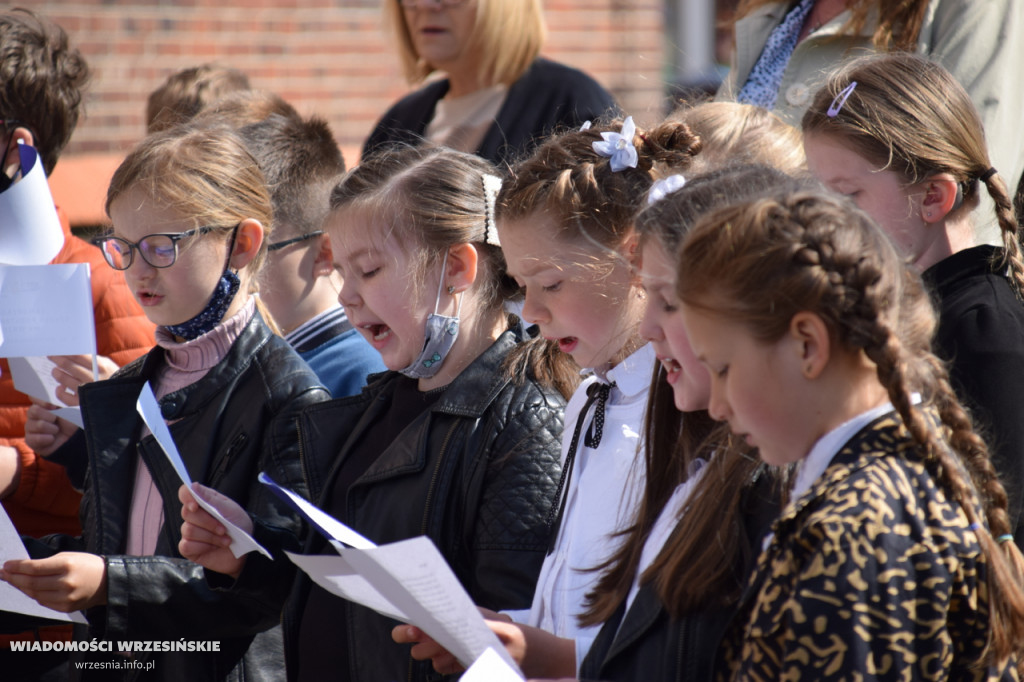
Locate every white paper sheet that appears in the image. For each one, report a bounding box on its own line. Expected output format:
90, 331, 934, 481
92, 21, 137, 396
347, 538, 520, 670
286, 536, 521, 673
0, 263, 95, 358
0, 142, 65, 266
7, 356, 84, 428
284, 551, 408, 622
462, 647, 525, 682
258, 472, 375, 551
0, 503, 87, 624
135, 382, 272, 559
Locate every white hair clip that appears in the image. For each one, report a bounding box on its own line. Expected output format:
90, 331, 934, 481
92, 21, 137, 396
482, 173, 502, 247
592, 116, 638, 172
579, 121, 592, 131
647, 174, 687, 205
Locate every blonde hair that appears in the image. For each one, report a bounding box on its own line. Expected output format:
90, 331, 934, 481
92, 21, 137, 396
384, 0, 546, 86
667, 101, 805, 175
106, 125, 276, 325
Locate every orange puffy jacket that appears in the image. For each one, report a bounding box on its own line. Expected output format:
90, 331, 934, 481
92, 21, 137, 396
0, 207, 155, 538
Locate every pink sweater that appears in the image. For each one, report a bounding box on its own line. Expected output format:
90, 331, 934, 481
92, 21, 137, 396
125, 299, 255, 556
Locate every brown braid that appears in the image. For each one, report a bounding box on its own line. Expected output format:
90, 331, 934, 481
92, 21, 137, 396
677, 190, 1024, 669
982, 170, 1024, 299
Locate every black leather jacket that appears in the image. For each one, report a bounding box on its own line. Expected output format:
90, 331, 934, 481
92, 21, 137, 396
579, 467, 780, 682
28, 311, 329, 681
270, 329, 565, 682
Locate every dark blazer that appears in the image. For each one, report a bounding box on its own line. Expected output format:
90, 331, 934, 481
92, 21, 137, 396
362, 57, 618, 168
579, 467, 779, 682
923, 244, 1024, 553
719, 413, 1016, 681
27, 311, 329, 681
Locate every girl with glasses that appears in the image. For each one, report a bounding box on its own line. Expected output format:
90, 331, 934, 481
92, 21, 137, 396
1, 124, 329, 681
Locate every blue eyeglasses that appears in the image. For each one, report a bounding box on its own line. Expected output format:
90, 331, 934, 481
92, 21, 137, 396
93, 225, 221, 270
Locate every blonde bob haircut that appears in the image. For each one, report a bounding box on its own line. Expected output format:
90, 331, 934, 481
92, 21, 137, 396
385, 0, 546, 87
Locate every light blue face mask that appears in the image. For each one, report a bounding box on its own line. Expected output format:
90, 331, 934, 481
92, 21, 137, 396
399, 254, 463, 380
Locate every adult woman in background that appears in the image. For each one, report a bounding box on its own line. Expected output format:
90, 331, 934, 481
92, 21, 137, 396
716, 0, 1023, 245
363, 0, 616, 168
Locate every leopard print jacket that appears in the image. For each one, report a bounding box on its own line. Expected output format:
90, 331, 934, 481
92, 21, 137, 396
719, 413, 1019, 681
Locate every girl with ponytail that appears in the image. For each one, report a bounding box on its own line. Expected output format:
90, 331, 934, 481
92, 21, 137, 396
802, 51, 1024, 552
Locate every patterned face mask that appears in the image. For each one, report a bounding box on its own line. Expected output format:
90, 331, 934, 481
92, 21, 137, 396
398, 252, 463, 380
164, 225, 241, 341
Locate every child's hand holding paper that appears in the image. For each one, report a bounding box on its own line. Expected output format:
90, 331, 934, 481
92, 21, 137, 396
178, 483, 252, 579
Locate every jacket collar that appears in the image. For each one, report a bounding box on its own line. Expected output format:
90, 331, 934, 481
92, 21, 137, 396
430, 328, 520, 417
101, 308, 272, 421
771, 412, 913, 534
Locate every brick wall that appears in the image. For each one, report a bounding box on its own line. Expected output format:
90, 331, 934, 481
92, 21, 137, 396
33, 0, 671, 162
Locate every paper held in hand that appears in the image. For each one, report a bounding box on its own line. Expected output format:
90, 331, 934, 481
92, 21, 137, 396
260, 473, 522, 674
0, 504, 87, 624
135, 382, 272, 559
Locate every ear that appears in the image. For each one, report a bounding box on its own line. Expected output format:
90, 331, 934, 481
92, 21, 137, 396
789, 310, 831, 380
445, 243, 479, 294
311, 233, 335, 279
920, 174, 959, 224
3, 127, 34, 177
229, 219, 265, 270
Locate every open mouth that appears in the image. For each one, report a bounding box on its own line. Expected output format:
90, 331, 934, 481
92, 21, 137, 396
659, 357, 681, 374
557, 337, 578, 353
365, 323, 391, 341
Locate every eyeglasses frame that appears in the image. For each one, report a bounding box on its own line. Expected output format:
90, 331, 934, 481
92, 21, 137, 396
92, 225, 222, 271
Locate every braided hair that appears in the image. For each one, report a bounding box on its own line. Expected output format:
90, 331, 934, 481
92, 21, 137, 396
676, 190, 1024, 669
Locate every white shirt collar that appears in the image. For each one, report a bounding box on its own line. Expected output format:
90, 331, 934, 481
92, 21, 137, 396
789, 400, 895, 502
586, 343, 655, 400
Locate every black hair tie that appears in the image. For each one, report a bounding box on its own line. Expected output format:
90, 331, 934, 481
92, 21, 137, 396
979, 167, 998, 183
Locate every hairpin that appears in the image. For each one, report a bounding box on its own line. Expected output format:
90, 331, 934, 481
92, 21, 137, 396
579, 120, 592, 132
647, 174, 686, 205
481, 173, 502, 247
826, 81, 857, 118
979, 167, 998, 183
593, 116, 638, 172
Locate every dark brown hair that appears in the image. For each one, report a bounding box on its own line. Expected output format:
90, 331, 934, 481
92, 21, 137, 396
582, 165, 800, 622
803, 51, 1024, 297
735, 0, 929, 51
678, 190, 1024, 667
0, 8, 89, 175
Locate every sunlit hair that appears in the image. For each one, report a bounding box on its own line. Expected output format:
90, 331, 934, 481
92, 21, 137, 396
677, 190, 1024, 667
0, 8, 89, 175
384, 0, 546, 86
105, 125, 274, 309
735, 0, 929, 51
236, 112, 345, 239
192, 90, 299, 130
146, 63, 251, 133
803, 51, 1024, 297
582, 165, 800, 624
667, 101, 805, 175
328, 144, 576, 398
498, 116, 703, 252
